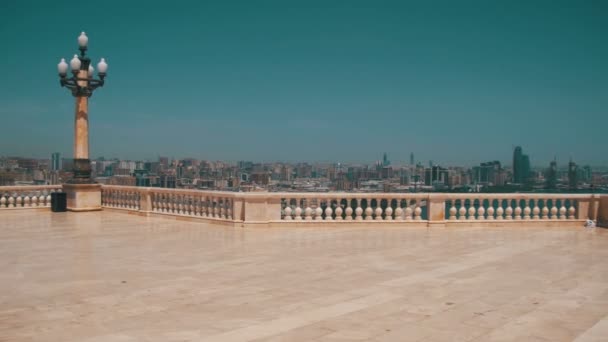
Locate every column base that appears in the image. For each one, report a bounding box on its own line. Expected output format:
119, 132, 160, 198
63, 183, 102, 212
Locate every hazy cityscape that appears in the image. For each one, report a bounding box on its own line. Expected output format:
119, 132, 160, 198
2, 146, 607, 193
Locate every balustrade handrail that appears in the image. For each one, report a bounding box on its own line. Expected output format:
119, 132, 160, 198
439, 193, 596, 200
101, 185, 240, 198
0, 185, 63, 192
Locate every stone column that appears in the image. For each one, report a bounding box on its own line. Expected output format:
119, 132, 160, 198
63, 65, 102, 211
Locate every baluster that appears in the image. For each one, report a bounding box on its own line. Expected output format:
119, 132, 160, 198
568, 199, 576, 219
335, 198, 343, 220
355, 198, 363, 220
505, 199, 513, 220
194, 195, 200, 216
477, 199, 486, 220
541, 199, 549, 219
486, 199, 494, 220
226, 198, 232, 219
301, 198, 311, 220
495, 199, 504, 220
0, 195, 6, 208
314, 199, 323, 220
218, 197, 223, 218
180, 194, 186, 214
345, 198, 353, 220
294, 199, 302, 220
207, 196, 213, 217
449, 199, 457, 220
374, 198, 383, 220
394, 199, 403, 221
199, 196, 205, 216
404, 199, 413, 220
514, 199, 522, 220
523, 199, 531, 220
324, 199, 333, 220
533, 200, 540, 219
458, 198, 467, 220
414, 200, 422, 220
24, 195, 31, 207
550, 199, 558, 219
467, 198, 476, 220
221, 198, 227, 219
559, 199, 567, 220
170, 194, 176, 213
16, 195, 23, 208
384, 198, 393, 221
364, 198, 373, 220
8, 195, 15, 208
189, 196, 195, 216
181, 195, 187, 215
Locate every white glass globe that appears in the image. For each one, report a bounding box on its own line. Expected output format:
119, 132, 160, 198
70, 55, 81, 71
88, 65, 94, 76
57, 58, 68, 75
97, 58, 108, 74
78, 32, 88, 48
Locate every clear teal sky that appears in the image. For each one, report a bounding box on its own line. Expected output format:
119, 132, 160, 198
0, 0, 606, 166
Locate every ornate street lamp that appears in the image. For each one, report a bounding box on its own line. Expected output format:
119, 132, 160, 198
57, 31, 108, 184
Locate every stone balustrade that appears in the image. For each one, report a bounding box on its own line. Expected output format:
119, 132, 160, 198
1, 185, 604, 228
101, 185, 237, 222
0, 185, 63, 209
280, 193, 428, 221
442, 194, 587, 221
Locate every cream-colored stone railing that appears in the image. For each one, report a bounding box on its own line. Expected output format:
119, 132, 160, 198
441, 194, 590, 221
101, 185, 238, 222
0, 185, 63, 209
4, 185, 603, 227
96, 187, 606, 227
279, 193, 429, 221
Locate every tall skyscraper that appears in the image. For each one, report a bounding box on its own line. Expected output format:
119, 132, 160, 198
410, 153, 414, 166
382, 152, 390, 166
51, 152, 61, 171
568, 159, 578, 189
546, 159, 558, 189
512, 146, 531, 184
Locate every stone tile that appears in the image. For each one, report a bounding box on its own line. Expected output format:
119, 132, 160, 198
1, 210, 607, 342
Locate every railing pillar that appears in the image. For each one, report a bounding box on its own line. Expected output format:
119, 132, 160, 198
427, 194, 446, 228
239, 193, 281, 227
597, 195, 608, 227
139, 188, 152, 214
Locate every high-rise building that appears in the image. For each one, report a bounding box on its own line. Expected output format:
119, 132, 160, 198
568, 160, 578, 189
512, 146, 531, 184
159, 156, 169, 170
51, 152, 61, 171
546, 160, 558, 189
382, 153, 390, 166
410, 153, 414, 166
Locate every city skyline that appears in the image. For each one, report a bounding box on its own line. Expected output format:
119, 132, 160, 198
1, 1, 607, 165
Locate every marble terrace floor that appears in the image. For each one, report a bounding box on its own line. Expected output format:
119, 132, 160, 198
1, 210, 607, 342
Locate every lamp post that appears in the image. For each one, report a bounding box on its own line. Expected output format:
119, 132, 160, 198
57, 31, 107, 183
57, 32, 108, 211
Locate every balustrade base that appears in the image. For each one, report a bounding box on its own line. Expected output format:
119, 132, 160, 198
63, 183, 101, 212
